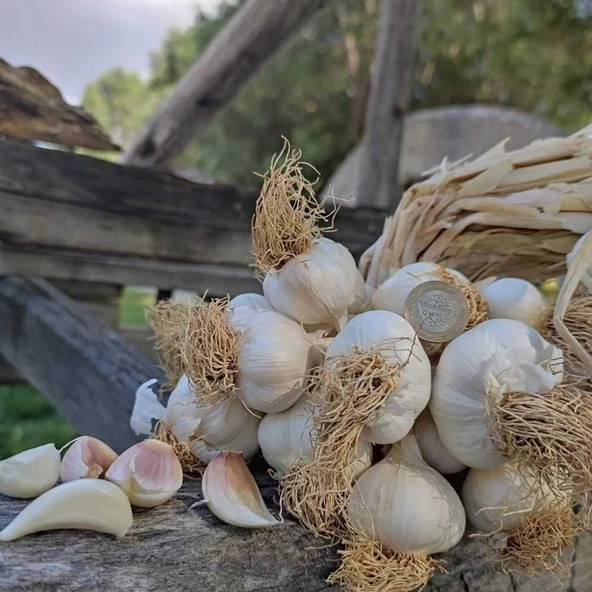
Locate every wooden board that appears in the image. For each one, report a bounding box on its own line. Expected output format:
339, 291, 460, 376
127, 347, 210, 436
0, 140, 382, 294
122, 0, 326, 167
1, 473, 590, 591
0, 276, 159, 451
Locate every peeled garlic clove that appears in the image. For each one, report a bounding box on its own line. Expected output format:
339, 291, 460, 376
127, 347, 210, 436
0, 444, 61, 499
0, 479, 133, 541
61, 436, 118, 482
202, 451, 279, 528
105, 440, 182, 508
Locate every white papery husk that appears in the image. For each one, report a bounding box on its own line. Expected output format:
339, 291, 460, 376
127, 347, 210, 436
263, 237, 359, 331
235, 309, 316, 413
165, 375, 261, 465
566, 230, 592, 293
415, 409, 466, 475
258, 396, 373, 478
328, 436, 465, 592
430, 319, 563, 470
480, 278, 550, 327
227, 293, 273, 333
326, 310, 431, 445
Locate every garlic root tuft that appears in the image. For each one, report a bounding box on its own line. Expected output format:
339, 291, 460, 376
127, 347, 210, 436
281, 347, 402, 538
327, 535, 444, 592
489, 383, 592, 495
251, 138, 332, 278
500, 506, 583, 578
154, 421, 205, 475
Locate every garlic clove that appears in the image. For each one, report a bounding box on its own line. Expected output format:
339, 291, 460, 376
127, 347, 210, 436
105, 440, 183, 508
0, 443, 61, 499
61, 436, 118, 482
0, 479, 133, 541
202, 451, 279, 528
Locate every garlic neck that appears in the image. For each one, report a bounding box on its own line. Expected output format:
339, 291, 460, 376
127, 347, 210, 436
385, 436, 425, 467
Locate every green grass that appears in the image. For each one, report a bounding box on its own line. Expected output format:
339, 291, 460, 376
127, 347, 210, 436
119, 286, 156, 326
0, 384, 78, 460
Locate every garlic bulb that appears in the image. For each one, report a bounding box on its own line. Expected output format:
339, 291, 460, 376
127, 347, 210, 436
480, 278, 550, 327
202, 451, 279, 528
263, 237, 359, 330
227, 292, 272, 333
431, 319, 563, 469
0, 444, 61, 499
166, 374, 260, 464
236, 310, 314, 413
348, 437, 466, 554
0, 479, 133, 541
462, 463, 555, 532
348, 269, 369, 315
566, 230, 592, 292
61, 436, 118, 482
415, 410, 465, 475
326, 310, 431, 445
371, 262, 468, 316
258, 396, 372, 477
105, 440, 182, 508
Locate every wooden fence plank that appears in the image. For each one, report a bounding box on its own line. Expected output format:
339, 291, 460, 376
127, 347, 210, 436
122, 0, 327, 167
0, 141, 383, 292
0, 276, 161, 450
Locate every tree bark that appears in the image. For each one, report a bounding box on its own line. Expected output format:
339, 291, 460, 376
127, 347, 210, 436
356, 0, 419, 209
122, 0, 326, 168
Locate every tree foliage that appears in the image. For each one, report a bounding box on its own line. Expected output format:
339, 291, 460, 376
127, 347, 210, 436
82, 0, 592, 185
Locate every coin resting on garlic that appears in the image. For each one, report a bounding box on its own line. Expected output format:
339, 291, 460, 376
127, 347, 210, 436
0, 479, 133, 541
0, 444, 61, 499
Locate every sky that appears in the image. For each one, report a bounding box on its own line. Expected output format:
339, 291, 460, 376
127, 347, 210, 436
0, 0, 222, 104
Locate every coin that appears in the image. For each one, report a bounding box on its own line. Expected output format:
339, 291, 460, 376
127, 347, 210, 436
403, 280, 470, 343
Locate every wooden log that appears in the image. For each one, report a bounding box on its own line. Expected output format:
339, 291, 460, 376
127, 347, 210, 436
0, 276, 161, 451
356, 0, 418, 209
122, 0, 327, 167
1, 474, 590, 591
0, 58, 118, 151
0, 140, 382, 293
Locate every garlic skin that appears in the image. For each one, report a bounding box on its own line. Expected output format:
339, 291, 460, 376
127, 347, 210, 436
202, 451, 279, 528
258, 397, 373, 477
415, 410, 466, 475
263, 237, 359, 330
227, 293, 273, 333
164, 374, 260, 464
61, 436, 118, 482
348, 270, 369, 315
462, 463, 556, 532
130, 378, 165, 436
480, 278, 550, 327
236, 310, 314, 413
0, 444, 61, 499
431, 319, 563, 469
105, 440, 182, 508
0, 479, 133, 541
371, 262, 468, 316
348, 436, 465, 554
566, 230, 592, 292
326, 310, 431, 445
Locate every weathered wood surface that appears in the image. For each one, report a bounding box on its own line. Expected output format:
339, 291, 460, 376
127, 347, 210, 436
0, 276, 160, 450
0, 140, 382, 294
0, 59, 117, 151
356, 0, 418, 210
122, 0, 327, 167
1, 473, 590, 591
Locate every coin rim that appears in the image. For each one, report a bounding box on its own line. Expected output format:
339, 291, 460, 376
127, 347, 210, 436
403, 280, 470, 343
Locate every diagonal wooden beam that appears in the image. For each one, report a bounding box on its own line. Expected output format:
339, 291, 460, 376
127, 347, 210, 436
122, 0, 327, 167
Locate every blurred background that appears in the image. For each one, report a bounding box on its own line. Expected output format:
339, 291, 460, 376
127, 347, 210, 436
1, 0, 591, 458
